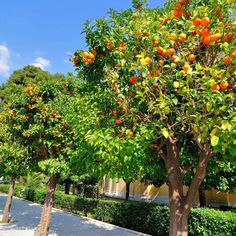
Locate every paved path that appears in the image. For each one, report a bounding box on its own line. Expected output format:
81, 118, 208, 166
0, 194, 148, 236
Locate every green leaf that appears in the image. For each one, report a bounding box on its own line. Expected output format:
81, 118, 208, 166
229, 145, 236, 157
211, 135, 219, 147
161, 128, 169, 139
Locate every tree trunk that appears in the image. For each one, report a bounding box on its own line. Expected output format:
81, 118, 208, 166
64, 179, 71, 195
125, 181, 130, 201
169, 201, 189, 236
34, 174, 58, 236
2, 174, 16, 223
198, 186, 206, 207
72, 182, 75, 195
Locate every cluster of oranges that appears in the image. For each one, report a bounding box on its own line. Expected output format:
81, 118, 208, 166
192, 16, 223, 46
172, 0, 190, 19
211, 81, 234, 93
81, 51, 96, 65
73, 50, 97, 66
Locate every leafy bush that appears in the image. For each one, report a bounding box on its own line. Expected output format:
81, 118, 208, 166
1, 184, 236, 236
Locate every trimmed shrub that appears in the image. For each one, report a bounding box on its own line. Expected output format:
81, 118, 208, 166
1, 184, 236, 236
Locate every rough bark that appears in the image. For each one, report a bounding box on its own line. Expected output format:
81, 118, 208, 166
125, 181, 130, 201
64, 179, 71, 195
198, 185, 206, 207
34, 174, 58, 236
2, 174, 16, 223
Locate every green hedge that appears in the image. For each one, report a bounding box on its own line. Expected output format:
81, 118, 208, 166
1, 184, 236, 236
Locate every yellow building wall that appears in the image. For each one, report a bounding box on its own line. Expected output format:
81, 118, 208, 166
103, 178, 236, 206
205, 189, 236, 206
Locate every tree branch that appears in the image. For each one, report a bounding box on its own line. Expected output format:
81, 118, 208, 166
185, 144, 212, 210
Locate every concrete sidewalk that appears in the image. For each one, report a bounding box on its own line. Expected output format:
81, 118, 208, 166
0, 194, 149, 236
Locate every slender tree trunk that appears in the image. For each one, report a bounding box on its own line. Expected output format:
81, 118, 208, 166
198, 185, 206, 207
64, 179, 71, 195
34, 174, 58, 236
72, 182, 75, 195
125, 181, 130, 201
2, 174, 16, 223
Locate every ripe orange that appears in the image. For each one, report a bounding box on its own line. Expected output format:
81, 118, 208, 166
201, 28, 210, 37
129, 76, 138, 84
116, 119, 122, 125
157, 47, 166, 56
223, 56, 232, 65
132, 12, 138, 18
153, 40, 159, 46
201, 17, 211, 27
193, 18, 201, 27
113, 110, 118, 116
153, 70, 161, 76
202, 36, 211, 45
127, 131, 135, 137
166, 48, 175, 56
135, 30, 142, 36
107, 40, 113, 51
182, 64, 191, 73
210, 33, 221, 42
211, 84, 220, 91
73, 56, 79, 61
159, 60, 164, 66
224, 32, 234, 42
169, 33, 177, 41
188, 54, 195, 62
219, 81, 229, 90
178, 33, 187, 42
82, 52, 90, 59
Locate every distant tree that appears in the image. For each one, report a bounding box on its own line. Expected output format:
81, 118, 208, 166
0, 111, 28, 223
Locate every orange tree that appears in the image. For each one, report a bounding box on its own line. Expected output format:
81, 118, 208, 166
0, 114, 28, 223
72, 0, 236, 235
6, 75, 79, 235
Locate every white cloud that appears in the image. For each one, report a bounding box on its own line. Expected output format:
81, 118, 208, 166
32, 57, 50, 70
0, 44, 10, 77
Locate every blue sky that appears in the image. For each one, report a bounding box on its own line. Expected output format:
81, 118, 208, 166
0, 0, 164, 84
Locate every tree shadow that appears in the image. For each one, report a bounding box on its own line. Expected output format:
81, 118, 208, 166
0, 194, 143, 236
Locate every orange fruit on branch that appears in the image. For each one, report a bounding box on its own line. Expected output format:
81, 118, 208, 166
193, 18, 201, 27
169, 33, 177, 41
166, 48, 175, 56
201, 28, 210, 37
201, 17, 211, 27
116, 119, 122, 125
223, 56, 232, 65
153, 40, 159, 46
188, 54, 195, 62
219, 81, 229, 90
211, 84, 220, 91
178, 33, 187, 42
182, 64, 191, 73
